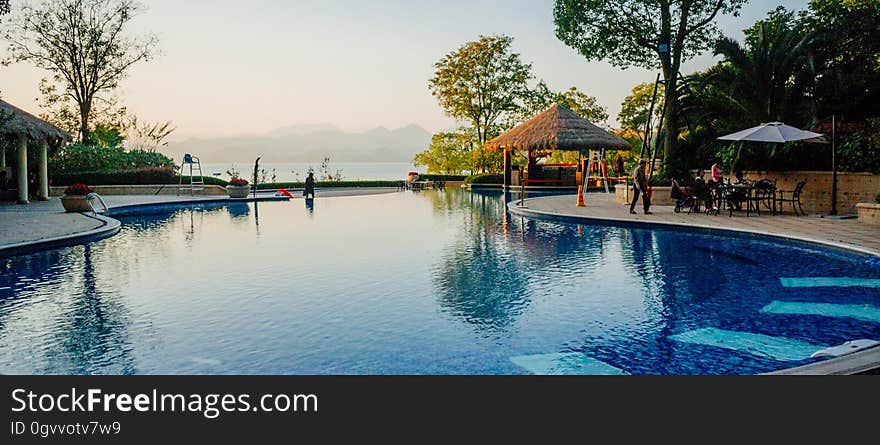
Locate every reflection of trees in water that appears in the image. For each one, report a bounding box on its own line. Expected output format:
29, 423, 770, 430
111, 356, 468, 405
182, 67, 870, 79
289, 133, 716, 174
432, 189, 606, 332
46, 245, 136, 374
0, 245, 136, 374
0, 250, 67, 321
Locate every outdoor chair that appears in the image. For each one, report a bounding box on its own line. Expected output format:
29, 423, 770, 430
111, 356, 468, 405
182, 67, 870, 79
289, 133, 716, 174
776, 180, 807, 216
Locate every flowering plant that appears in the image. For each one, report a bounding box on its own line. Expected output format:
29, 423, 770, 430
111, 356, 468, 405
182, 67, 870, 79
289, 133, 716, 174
228, 176, 249, 186
64, 183, 94, 196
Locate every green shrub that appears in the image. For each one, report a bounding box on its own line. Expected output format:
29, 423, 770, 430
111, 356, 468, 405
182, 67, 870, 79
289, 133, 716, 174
256, 181, 400, 190
49, 143, 175, 175
51, 167, 228, 186
464, 173, 504, 185
419, 174, 467, 181
875, 193, 880, 204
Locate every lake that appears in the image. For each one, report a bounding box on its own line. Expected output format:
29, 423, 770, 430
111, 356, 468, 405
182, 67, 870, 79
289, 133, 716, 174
197, 162, 418, 182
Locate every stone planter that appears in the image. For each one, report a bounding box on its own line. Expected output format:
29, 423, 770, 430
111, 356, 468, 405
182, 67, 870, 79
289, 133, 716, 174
226, 185, 251, 199
856, 203, 880, 225
615, 184, 674, 206
60, 195, 93, 213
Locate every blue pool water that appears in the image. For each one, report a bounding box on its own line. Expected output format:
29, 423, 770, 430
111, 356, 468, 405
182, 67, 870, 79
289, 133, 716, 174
1, 189, 878, 375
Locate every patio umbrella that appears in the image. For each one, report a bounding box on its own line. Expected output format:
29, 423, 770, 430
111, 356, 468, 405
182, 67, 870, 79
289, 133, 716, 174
717, 121, 836, 214
717, 122, 825, 143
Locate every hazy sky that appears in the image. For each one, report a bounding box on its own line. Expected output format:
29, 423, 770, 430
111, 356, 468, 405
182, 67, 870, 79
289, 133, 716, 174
0, 0, 809, 140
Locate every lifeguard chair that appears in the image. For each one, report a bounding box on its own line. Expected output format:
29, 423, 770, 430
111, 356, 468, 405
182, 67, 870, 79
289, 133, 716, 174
586, 149, 613, 194
178, 153, 205, 196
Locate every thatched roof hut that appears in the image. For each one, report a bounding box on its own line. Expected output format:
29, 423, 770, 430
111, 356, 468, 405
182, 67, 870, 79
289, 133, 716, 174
486, 104, 630, 152
0, 99, 72, 145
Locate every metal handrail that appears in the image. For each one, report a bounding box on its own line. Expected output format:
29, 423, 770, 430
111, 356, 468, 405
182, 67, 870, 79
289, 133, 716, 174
86, 192, 109, 214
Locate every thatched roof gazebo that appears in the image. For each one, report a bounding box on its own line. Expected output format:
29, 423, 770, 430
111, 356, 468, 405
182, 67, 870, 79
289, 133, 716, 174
486, 104, 631, 209
1, 99, 73, 204
486, 103, 631, 153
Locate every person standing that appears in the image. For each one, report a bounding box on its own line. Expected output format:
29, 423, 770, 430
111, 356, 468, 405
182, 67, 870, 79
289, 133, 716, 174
304, 171, 316, 199
630, 159, 652, 215
614, 153, 625, 177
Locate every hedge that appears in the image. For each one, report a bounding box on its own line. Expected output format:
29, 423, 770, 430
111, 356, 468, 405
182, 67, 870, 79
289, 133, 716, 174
49, 143, 176, 175
419, 174, 467, 181
464, 173, 503, 184
256, 181, 400, 190
51, 167, 229, 187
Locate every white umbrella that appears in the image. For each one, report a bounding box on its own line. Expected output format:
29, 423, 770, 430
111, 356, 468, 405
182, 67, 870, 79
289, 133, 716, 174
718, 121, 838, 215
717, 122, 826, 143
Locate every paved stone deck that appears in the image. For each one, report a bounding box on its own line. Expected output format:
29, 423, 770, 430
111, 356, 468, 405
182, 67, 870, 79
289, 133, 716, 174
511, 193, 880, 257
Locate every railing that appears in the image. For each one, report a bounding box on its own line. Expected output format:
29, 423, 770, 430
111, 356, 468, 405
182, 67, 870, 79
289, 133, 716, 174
86, 192, 109, 214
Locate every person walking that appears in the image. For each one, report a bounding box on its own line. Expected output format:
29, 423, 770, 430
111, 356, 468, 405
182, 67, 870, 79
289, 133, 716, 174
304, 171, 316, 199
629, 159, 652, 215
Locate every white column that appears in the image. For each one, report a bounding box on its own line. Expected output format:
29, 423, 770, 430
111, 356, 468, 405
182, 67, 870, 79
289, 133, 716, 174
1, 146, 6, 168
17, 136, 28, 204
39, 141, 49, 201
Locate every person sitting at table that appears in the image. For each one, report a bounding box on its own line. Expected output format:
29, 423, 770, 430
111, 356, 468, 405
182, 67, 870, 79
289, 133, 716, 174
693, 170, 714, 211
726, 171, 749, 211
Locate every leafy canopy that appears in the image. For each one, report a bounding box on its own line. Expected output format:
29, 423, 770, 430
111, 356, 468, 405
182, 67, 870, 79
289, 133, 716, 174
554, 0, 748, 71
3, 0, 159, 143
429, 35, 533, 144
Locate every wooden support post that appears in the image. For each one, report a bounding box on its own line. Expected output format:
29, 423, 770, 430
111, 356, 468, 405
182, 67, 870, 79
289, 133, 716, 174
503, 147, 512, 188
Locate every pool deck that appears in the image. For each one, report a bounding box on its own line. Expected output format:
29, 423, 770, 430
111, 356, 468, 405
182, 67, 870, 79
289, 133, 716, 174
0, 188, 399, 255
509, 193, 880, 257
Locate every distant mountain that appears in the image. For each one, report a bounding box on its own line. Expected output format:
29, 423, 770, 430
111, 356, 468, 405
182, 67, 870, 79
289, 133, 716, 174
167, 124, 432, 163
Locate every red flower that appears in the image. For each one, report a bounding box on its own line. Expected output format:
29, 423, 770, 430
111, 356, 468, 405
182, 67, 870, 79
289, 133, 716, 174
64, 183, 94, 196
229, 176, 249, 186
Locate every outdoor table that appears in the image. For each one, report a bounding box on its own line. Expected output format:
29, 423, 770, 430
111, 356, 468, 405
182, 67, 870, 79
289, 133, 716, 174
714, 182, 777, 217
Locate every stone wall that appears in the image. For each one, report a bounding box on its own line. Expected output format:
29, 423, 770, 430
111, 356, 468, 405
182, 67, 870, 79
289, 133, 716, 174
857, 204, 880, 225
614, 184, 675, 206
50, 184, 228, 196
742, 171, 879, 215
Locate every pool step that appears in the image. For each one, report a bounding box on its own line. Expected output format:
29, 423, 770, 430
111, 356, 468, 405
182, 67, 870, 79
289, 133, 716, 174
761, 301, 880, 323
510, 352, 628, 375
668, 327, 824, 362
780, 277, 880, 288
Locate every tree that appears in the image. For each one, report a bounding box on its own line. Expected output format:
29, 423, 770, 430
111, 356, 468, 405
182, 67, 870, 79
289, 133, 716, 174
3, 0, 159, 144
806, 0, 880, 122
429, 35, 533, 146
557, 86, 609, 124
124, 116, 175, 152
509, 81, 608, 126
619, 82, 665, 136
0, 0, 10, 19
413, 130, 473, 175
714, 7, 816, 123
554, 0, 748, 175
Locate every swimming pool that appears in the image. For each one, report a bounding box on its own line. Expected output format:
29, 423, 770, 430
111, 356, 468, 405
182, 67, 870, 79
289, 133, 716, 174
1, 189, 878, 375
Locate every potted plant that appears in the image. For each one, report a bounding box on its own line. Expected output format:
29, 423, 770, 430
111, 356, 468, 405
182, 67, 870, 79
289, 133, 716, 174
226, 176, 251, 198
61, 183, 95, 212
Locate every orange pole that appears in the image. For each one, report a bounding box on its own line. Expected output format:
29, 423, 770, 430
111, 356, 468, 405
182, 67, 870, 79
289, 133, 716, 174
577, 158, 588, 207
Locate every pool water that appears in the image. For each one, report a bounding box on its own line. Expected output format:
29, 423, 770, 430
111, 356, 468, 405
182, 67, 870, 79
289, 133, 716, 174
1, 189, 878, 375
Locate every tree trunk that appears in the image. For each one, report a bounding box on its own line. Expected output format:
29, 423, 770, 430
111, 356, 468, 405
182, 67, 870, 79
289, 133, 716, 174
658, 68, 679, 176
79, 102, 91, 145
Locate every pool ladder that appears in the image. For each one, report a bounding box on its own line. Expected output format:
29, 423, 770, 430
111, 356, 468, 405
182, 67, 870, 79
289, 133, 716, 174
86, 192, 109, 214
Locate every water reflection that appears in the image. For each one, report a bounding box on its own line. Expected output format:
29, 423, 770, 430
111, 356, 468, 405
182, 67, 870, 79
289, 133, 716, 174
431, 190, 607, 333
0, 245, 135, 374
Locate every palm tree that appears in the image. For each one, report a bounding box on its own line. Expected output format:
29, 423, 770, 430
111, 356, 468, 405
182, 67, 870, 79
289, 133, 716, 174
710, 10, 816, 124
